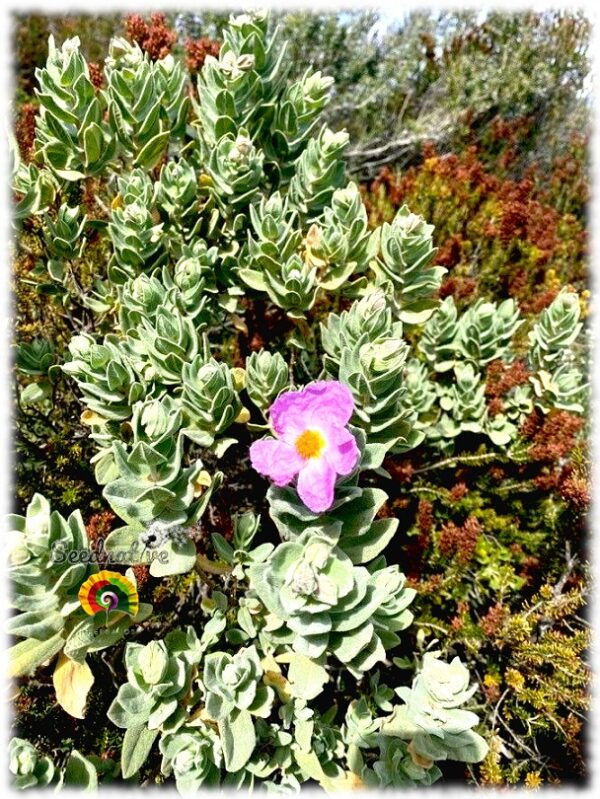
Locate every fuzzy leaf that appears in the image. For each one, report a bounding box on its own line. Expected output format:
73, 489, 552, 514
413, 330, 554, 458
149, 539, 197, 577
8, 633, 64, 678
121, 725, 159, 779
63, 750, 98, 790
282, 652, 329, 701
20, 381, 52, 405
211, 533, 235, 564
219, 709, 256, 773
134, 130, 170, 171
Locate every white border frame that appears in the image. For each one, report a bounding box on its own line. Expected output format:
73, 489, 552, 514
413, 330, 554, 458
1, 2, 598, 796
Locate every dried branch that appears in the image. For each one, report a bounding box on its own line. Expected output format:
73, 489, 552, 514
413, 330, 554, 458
537, 542, 579, 637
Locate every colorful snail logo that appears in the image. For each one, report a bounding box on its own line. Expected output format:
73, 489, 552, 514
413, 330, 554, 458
78, 570, 139, 618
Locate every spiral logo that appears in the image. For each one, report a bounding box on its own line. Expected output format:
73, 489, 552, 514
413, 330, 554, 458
97, 589, 119, 611
78, 570, 139, 617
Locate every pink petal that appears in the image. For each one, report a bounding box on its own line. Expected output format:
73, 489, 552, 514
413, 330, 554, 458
324, 425, 360, 476
305, 381, 355, 429
270, 381, 355, 437
250, 438, 303, 486
269, 390, 310, 437
297, 457, 337, 513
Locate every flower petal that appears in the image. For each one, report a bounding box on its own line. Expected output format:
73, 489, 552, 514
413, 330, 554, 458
324, 425, 360, 476
297, 457, 337, 513
306, 381, 355, 429
270, 380, 355, 437
250, 438, 303, 486
269, 390, 308, 438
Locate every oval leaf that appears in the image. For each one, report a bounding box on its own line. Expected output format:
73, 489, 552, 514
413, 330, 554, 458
53, 652, 94, 719
63, 750, 98, 791
121, 725, 159, 779
8, 633, 64, 678
219, 709, 256, 773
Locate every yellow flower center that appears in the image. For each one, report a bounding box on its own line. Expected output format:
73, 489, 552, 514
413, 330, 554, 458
295, 429, 325, 459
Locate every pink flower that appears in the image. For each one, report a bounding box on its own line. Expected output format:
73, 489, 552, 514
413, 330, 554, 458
249, 380, 360, 513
